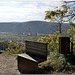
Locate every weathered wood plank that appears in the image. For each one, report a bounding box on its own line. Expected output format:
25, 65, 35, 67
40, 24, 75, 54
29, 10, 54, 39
26, 49, 46, 56
26, 44, 46, 49
18, 53, 45, 63
26, 45, 46, 52
26, 41, 47, 47
26, 43, 46, 47
26, 41, 47, 45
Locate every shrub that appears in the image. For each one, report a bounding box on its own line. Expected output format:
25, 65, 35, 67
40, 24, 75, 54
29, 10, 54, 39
0, 41, 8, 50
39, 51, 67, 71
3, 41, 25, 55
37, 31, 60, 52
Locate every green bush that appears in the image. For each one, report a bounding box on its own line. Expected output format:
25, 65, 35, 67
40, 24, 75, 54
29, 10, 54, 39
39, 51, 67, 71
0, 41, 8, 50
49, 51, 66, 71
37, 31, 60, 52
3, 41, 25, 55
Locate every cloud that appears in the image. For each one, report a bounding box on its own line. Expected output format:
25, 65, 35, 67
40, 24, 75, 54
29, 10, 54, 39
0, 1, 62, 22
41, 1, 62, 7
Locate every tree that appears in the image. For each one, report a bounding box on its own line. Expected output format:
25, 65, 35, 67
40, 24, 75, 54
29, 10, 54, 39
62, 1, 75, 22
44, 5, 68, 33
62, 1, 75, 54
26, 27, 31, 33
44, 1, 75, 54
59, 1, 75, 54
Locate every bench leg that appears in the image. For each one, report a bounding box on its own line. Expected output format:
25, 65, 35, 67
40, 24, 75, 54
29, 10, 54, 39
17, 56, 39, 74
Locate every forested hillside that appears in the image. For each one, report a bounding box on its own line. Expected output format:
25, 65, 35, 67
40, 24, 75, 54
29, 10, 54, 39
0, 21, 70, 34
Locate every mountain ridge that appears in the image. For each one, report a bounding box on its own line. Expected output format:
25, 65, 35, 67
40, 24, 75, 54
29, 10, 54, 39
0, 21, 71, 34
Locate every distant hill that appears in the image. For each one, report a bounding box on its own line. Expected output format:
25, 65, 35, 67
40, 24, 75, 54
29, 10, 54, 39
0, 21, 71, 34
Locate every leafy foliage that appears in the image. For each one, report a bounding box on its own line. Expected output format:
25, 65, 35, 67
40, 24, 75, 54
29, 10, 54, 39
0, 41, 8, 50
62, 1, 75, 22
38, 31, 62, 51
39, 51, 67, 71
3, 41, 25, 55
44, 5, 68, 33
69, 21, 75, 27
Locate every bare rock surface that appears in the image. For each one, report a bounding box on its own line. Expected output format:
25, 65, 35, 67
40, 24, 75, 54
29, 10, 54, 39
0, 54, 20, 74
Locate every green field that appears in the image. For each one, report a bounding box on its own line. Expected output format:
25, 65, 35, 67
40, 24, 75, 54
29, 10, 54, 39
0, 33, 40, 42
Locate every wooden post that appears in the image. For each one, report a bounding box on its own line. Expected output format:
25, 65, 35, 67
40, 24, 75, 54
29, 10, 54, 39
59, 37, 70, 54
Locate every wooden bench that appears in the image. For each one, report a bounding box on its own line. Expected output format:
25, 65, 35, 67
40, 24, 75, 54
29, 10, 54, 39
17, 40, 47, 73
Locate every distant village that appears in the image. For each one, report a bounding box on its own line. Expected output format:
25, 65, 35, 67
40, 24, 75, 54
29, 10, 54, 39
0, 32, 48, 44
0, 32, 48, 36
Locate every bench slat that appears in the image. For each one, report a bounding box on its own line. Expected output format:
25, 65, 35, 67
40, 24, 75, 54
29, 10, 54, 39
26, 41, 46, 47
18, 53, 45, 63
26, 49, 46, 56
26, 45, 46, 52
26, 44, 46, 49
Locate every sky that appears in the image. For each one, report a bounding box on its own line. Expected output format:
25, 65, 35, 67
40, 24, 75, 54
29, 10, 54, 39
0, 1, 62, 22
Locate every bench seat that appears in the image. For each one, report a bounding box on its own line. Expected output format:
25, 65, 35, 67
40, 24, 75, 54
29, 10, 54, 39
18, 53, 46, 63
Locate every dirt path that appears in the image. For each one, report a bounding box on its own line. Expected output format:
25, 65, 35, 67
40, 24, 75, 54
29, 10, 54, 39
0, 54, 20, 74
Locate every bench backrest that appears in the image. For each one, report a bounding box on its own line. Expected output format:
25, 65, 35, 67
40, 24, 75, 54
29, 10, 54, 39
25, 41, 47, 60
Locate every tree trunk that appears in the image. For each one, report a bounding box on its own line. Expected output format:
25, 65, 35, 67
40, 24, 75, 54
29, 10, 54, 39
59, 23, 62, 33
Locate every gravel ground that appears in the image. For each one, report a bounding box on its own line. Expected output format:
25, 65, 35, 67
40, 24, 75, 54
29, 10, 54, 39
0, 54, 20, 74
